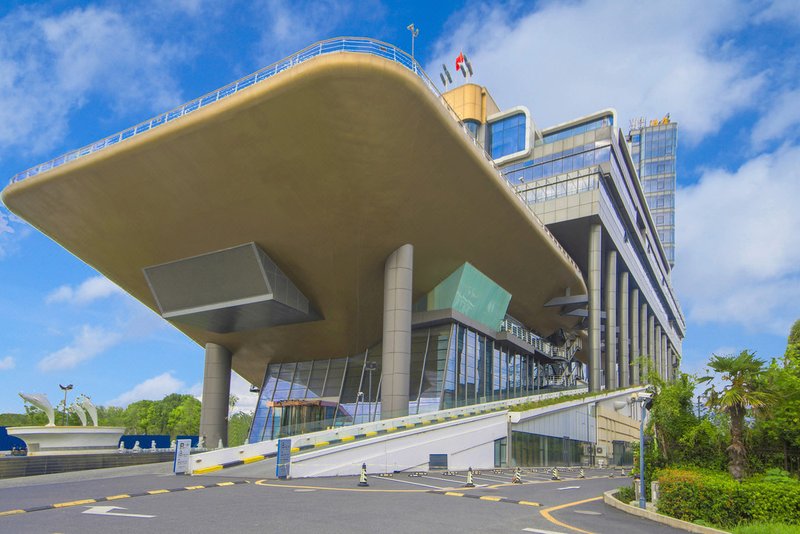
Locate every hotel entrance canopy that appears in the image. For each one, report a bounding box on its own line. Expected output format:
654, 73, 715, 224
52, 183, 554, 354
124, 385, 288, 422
2, 38, 586, 386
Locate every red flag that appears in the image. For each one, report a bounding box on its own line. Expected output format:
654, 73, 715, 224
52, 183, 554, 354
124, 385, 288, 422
455, 51, 465, 72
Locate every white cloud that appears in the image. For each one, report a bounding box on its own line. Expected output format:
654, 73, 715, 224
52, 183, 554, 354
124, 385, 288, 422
755, 0, 800, 27
751, 87, 800, 147
427, 0, 764, 144
0, 5, 184, 156
229, 371, 259, 414
675, 144, 800, 334
253, 0, 368, 61
0, 356, 15, 371
46, 275, 125, 305
38, 325, 123, 371
108, 371, 186, 407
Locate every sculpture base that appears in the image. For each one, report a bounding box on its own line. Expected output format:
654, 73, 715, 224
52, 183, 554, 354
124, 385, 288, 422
7, 426, 126, 455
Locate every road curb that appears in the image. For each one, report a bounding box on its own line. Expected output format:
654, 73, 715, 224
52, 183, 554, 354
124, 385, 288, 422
603, 489, 730, 534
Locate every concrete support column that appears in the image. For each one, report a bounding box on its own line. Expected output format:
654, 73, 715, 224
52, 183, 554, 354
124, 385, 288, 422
199, 343, 232, 448
648, 314, 655, 379
588, 224, 603, 392
640, 303, 648, 382
655, 325, 662, 380
605, 250, 618, 390
662, 335, 669, 381
630, 289, 640, 385
618, 271, 630, 389
381, 243, 413, 419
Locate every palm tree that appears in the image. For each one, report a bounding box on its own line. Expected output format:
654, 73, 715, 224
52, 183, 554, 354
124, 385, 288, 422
699, 350, 772, 481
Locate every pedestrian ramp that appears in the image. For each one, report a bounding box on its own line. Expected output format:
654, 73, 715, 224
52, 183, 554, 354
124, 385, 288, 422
191, 388, 586, 478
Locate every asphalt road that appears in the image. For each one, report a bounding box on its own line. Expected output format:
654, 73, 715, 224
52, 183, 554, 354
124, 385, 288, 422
0, 466, 688, 533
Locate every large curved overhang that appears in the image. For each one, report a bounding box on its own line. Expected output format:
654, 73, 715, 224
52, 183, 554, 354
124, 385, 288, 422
2, 51, 586, 385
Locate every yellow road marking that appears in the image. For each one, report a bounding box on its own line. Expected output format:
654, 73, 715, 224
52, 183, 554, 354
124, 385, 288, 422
290, 447, 300, 453
365, 431, 378, 437
341, 436, 355, 442
105, 494, 131, 500
519, 500, 541, 507
193, 465, 223, 474
216, 482, 235, 486
404, 423, 415, 429
422, 420, 431, 425
254, 480, 427, 493
315, 441, 329, 448
147, 489, 170, 495
185, 485, 205, 490
0, 509, 26, 516
387, 427, 397, 432
243, 455, 264, 464
54, 499, 96, 508
539, 496, 601, 534
444, 492, 464, 497
479, 495, 504, 501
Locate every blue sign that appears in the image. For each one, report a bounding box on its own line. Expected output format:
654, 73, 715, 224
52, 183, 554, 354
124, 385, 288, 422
276, 438, 291, 479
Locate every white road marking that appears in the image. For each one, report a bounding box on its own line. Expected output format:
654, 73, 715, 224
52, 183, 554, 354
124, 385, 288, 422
522, 528, 568, 533
294, 489, 316, 492
557, 486, 581, 490
573, 510, 602, 515
82, 506, 155, 518
371, 476, 447, 490
420, 474, 481, 486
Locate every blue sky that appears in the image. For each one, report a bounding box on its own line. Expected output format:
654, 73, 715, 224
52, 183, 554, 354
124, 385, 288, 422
1, 0, 799, 413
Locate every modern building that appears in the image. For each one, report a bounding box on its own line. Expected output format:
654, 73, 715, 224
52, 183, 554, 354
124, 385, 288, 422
443, 84, 685, 393
2, 38, 683, 461
627, 117, 678, 267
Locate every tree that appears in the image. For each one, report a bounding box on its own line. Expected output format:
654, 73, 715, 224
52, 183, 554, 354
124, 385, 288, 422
700, 350, 773, 480
647, 372, 698, 464
228, 411, 254, 447
785, 319, 800, 368
167, 397, 201, 437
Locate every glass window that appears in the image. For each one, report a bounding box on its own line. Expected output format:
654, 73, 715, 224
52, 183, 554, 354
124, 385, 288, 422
489, 112, 527, 159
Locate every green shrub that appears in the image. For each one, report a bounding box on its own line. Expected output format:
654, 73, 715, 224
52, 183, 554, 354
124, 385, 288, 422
733, 523, 800, 534
615, 484, 635, 503
657, 468, 800, 528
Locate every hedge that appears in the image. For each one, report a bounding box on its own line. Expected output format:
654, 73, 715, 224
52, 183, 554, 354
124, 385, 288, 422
657, 468, 800, 529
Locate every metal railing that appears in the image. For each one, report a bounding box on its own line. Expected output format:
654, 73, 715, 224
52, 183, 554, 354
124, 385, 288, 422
8, 36, 581, 276
500, 317, 582, 361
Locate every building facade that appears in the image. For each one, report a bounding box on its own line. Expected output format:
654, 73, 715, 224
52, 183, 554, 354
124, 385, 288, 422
444, 84, 685, 394
627, 118, 678, 267
2, 38, 683, 451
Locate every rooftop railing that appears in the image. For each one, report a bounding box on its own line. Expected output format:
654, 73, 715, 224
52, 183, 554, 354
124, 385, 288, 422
7, 36, 581, 276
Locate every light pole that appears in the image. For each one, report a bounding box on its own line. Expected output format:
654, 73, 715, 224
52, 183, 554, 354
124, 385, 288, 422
696, 394, 707, 418
406, 23, 419, 64
59, 384, 73, 426
637, 394, 653, 509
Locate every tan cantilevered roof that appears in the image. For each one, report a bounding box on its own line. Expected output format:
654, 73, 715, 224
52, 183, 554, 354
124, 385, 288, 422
2, 52, 586, 385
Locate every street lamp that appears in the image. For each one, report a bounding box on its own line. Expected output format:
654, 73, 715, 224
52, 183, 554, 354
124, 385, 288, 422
59, 384, 73, 426
696, 394, 708, 418
636, 393, 653, 510
406, 23, 419, 63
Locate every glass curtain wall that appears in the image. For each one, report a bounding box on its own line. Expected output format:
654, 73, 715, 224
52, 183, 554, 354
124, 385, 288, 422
248, 321, 556, 443
512, 431, 587, 467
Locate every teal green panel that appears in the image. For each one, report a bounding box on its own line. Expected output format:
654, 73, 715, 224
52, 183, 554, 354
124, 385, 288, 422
415, 263, 511, 330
